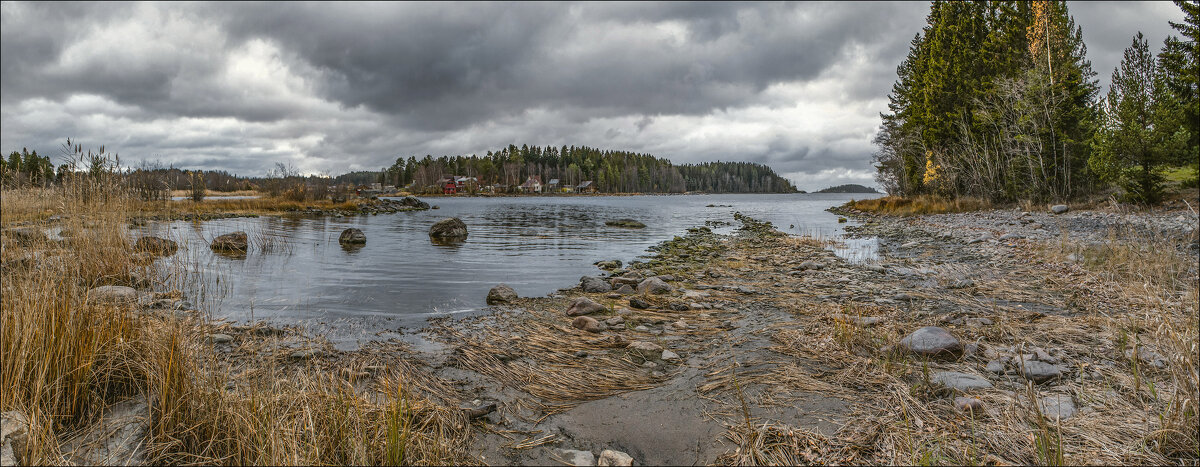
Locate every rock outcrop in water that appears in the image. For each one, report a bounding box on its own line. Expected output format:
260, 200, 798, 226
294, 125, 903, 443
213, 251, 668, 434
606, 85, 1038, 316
210, 231, 248, 253
605, 219, 646, 228
429, 218, 468, 239
486, 284, 518, 304
338, 228, 366, 245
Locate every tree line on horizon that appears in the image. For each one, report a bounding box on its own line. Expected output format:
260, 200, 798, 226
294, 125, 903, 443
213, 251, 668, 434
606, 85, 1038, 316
364, 144, 798, 194
874, 0, 1198, 204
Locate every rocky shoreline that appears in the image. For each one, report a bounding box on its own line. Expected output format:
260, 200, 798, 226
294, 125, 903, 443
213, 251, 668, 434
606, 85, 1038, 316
6, 200, 1196, 465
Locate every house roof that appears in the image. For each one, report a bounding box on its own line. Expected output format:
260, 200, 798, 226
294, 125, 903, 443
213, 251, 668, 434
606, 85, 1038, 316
547, 179, 560, 185
577, 180, 593, 188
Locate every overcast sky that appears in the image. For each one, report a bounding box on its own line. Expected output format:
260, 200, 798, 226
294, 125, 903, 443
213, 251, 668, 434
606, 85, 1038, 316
0, 2, 1186, 191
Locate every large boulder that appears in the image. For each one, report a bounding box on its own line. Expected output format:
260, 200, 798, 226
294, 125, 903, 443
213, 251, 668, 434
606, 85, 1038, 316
580, 276, 613, 293
429, 218, 468, 239
566, 297, 606, 316
899, 326, 962, 358
486, 284, 518, 305
134, 236, 178, 257
338, 228, 366, 245
636, 277, 672, 295
210, 231, 248, 253
398, 196, 431, 210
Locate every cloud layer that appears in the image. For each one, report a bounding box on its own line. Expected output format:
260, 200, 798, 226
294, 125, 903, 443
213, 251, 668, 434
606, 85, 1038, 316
0, 2, 1185, 190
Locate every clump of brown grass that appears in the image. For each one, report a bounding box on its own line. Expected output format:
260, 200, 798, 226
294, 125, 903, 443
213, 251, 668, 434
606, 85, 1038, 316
845, 195, 991, 216
2, 146, 469, 465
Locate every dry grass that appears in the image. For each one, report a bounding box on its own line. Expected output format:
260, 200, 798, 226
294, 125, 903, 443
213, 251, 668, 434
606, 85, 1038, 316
706, 220, 1198, 465
1, 164, 467, 464
845, 195, 992, 216
135, 196, 360, 218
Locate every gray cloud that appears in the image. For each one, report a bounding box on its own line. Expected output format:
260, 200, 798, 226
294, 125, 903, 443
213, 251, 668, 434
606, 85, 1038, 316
0, 1, 1186, 192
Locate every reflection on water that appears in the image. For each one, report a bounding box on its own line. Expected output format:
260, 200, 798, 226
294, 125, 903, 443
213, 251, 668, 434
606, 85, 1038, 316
138, 193, 880, 349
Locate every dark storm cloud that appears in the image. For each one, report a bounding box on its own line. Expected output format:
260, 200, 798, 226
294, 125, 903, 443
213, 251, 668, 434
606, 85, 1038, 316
0, 1, 1186, 191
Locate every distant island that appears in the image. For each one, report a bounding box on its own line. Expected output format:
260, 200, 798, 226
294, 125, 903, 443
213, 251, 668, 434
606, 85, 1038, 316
815, 184, 880, 194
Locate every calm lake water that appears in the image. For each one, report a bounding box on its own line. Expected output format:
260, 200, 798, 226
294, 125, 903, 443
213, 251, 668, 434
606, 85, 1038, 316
138, 193, 881, 349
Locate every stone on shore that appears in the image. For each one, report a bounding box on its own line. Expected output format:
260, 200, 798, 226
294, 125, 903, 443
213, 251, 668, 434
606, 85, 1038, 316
1050, 204, 1070, 214
581, 276, 613, 293
594, 260, 622, 270
134, 236, 178, 256
557, 449, 596, 466
628, 297, 651, 309
899, 326, 962, 358
1039, 394, 1077, 421
486, 284, 518, 305
206, 333, 233, 344
429, 218, 468, 239
566, 297, 606, 316
90, 285, 139, 304
1019, 360, 1062, 383
931, 371, 993, 392
954, 397, 985, 415
615, 284, 635, 295
210, 231, 248, 253
598, 449, 634, 466
636, 277, 672, 294
572, 316, 605, 333
338, 228, 366, 245
627, 341, 663, 359
1, 411, 30, 467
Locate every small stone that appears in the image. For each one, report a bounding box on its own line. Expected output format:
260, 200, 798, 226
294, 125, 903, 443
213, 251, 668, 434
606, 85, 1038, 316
1019, 360, 1062, 383
1050, 205, 1069, 214
629, 297, 651, 309
460, 401, 498, 420
798, 260, 824, 271
598, 449, 634, 466
967, 236, 988, 245
615, 307, 633, 316
954, 396, 985, 415
985, 360, 1006, 374
661, 349, 680, 361
636, 277, 672, 294
556, 449, 596, 467
581, 276, 613, 293
615, 284, 635, 295
931, 371, 993, 392
634, 325, 650, 332
572, 316, 604, 333
290, 348, 323, 360
89, 285, 139, 304
1039, 394, 1077, 421
948, 279, 975, 289
999, 233, 1024, 241
486, 284, 518, 305
605, 316, 625, 326
566, 297, 606, 316
899, 326, 962, 358
207, 333, 233, 344
574, 350, 589, 358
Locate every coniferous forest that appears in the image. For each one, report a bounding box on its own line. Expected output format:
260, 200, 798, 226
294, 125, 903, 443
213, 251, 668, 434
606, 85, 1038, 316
874, 0, 1198, 203
366, 144, 798, 194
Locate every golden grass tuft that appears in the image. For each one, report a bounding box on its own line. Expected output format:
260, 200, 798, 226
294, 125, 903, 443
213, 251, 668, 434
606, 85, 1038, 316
845, 195, 991, 216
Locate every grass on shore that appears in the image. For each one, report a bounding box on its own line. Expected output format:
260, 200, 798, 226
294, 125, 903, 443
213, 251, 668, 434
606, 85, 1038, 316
1, 174, 468, 464
843, 195, 992, 216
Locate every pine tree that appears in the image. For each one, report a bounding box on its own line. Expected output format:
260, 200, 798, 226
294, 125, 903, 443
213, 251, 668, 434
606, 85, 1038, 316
1158, 0, 1199, 184
1091, 32, 1183, 203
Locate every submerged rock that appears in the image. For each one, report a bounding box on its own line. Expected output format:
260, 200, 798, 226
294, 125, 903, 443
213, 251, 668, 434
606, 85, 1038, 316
428, 218, 468, 239
210, 231, 248, 253
338, 228, 366, 245
605, 219, 646, 228
486, 284, 518, 305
